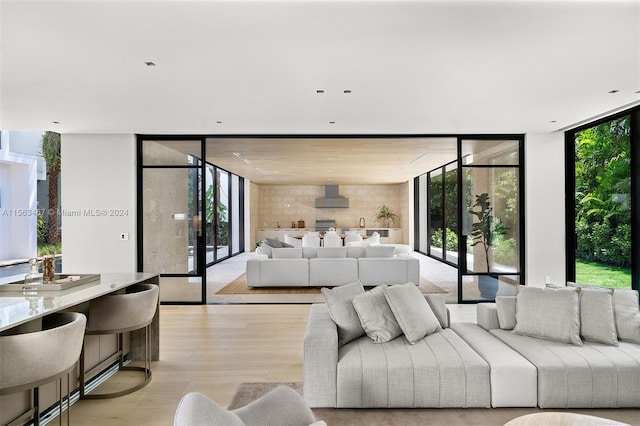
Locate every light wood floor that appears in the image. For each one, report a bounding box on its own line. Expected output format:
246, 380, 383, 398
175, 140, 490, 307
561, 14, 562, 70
71, 303, 478, 425
72, 304, 311, 425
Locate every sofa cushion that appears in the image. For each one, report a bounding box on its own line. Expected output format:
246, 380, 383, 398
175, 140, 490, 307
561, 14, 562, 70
317, 247, 348, 258
491, 329, 640, 408
346, 246, 365, 259
321, 281, 365, 347
266, 237, 283, 248
352, 286, 402, 343
336, 329, 491, 408
365, 245, 395, 258
613, 289, 640, 344
310, 258, 358, 287
302, 247, 318, 258
512, 286, 582, 346
384, 283, 441, 344
496, 296, 517, 330
272, 247, 303, 259
580, 288, 618, 345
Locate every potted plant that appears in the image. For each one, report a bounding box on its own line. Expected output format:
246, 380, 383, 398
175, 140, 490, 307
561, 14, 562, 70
376, 205, 398, 228
469, 193, 506, 298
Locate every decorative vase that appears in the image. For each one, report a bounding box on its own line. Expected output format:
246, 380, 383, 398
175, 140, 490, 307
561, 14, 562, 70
478, 275, 499, 299
256, 246, 263, 254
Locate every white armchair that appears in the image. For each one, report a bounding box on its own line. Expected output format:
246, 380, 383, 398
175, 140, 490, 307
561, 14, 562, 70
343, 232, 363, 244
174, 385, 326, 426
323, 232, 342, 247
284, 234, 302, 247
302, 234, 321, 247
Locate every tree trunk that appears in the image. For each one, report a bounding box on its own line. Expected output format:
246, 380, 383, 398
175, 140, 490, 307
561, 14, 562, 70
47, 168, 60, 245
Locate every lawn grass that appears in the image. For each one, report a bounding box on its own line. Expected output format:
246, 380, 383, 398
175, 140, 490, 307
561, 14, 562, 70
575, 259, 631, 289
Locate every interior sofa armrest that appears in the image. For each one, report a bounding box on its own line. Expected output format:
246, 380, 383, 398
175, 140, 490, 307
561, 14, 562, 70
303, 304, 338, 408
477, 303, 500, 331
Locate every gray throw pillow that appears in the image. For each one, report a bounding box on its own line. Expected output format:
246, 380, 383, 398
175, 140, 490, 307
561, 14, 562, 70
613, 289, 640, 344
265, 237, 282, 248
496, 296, 517, 330
352, 286, 403, 343
384, 283, 442, 344
512, 286, 582, 346
579, 288, 618, 345
321, 281, 366, 346
281, 242, 294, 248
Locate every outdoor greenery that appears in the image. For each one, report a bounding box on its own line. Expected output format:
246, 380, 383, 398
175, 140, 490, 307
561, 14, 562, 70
41, 131, 61, 246
574, 117, 631, 269
469, 193, 507, 272
576, 259, 631, 289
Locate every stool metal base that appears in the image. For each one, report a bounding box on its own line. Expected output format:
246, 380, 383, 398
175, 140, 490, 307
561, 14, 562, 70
80, 365, 152, 399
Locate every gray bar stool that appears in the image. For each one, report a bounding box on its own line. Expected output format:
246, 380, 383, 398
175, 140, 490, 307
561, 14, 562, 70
79, 283, 159, 399
0, 312, 87, 426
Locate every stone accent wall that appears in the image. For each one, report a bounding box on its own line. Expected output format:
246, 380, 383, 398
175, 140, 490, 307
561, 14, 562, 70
254, 184, 405, 231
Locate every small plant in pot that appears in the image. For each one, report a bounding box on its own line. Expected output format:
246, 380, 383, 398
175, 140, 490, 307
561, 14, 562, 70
469, 193, 507, 299
376, 205, 398, 228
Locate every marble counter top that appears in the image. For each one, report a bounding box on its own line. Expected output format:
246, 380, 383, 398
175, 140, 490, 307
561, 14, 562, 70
0, 272, 159, 333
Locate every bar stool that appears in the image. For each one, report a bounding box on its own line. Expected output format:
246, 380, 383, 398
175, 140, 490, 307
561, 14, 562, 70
79, 283, 159, 399
0, 312, 87, 426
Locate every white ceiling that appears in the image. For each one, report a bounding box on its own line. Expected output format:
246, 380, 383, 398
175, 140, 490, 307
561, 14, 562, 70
2, 0, 639, 184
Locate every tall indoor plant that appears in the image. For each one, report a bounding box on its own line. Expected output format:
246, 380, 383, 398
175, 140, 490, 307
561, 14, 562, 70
469, 193, 506, 298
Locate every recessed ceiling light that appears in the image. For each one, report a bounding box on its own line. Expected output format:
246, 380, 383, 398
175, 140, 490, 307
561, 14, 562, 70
329, 121, 335, 124
344, 90, 352, 94
144, 61, 156, 67
51, 121, 60, 124
316, 90, 324, 94
636, 90, 640, 94
216, 121, 223, 124
550, 120, 557, 123
608, 89, 619, 94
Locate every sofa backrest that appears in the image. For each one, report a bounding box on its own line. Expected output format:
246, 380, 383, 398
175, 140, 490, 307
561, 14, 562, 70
424, 294, 449, 328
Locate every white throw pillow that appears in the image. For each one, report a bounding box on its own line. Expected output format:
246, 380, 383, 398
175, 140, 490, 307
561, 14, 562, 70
579, 288, 618, 345
365, 245, 395, 258
271, 248, 303, 259
352, 286, 402, 343
321, 281, 366, 347
512, 286, 582, 346
384, 283, 442, 344
613, 289, 640, 344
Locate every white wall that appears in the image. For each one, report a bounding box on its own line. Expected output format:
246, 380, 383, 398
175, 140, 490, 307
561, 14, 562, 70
525, 132, 566, 287
0, 131, 39, 261
61, 134, 137, 272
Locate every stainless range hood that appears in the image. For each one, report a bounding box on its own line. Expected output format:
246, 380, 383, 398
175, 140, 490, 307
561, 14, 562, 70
315, 185, 349, 208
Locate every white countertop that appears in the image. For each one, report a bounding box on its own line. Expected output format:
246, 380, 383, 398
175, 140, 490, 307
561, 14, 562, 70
0, 272, 159, 332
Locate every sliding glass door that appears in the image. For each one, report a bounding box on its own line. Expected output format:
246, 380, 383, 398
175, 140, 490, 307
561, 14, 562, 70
458, 138, 523, 302
566, 109, 638, 291
138, 137, 245, 304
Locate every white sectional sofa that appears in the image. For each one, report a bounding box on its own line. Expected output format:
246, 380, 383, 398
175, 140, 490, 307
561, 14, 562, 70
303, 283, 640, 409
246, 246, 419, 288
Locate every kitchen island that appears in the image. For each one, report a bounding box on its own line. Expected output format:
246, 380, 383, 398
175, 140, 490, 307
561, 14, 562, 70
0, 272, 160, 425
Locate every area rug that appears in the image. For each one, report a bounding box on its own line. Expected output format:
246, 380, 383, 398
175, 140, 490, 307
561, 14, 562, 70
228, 382, 640, 426
216, 273, 448, 295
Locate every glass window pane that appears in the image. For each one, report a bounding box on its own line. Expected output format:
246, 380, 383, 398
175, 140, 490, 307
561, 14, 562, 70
461, 140, 519, 165
418, 174, 428, 253
429, 168, 443, 259
463, 167, 520, 274
142, 168, 201, 275
216, 169, 230, 259
231, 175, 240, 254
574, 116, 631, 289
461, 274, 520, 301
142, 140, 202, 166
443, 163, 458, 265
